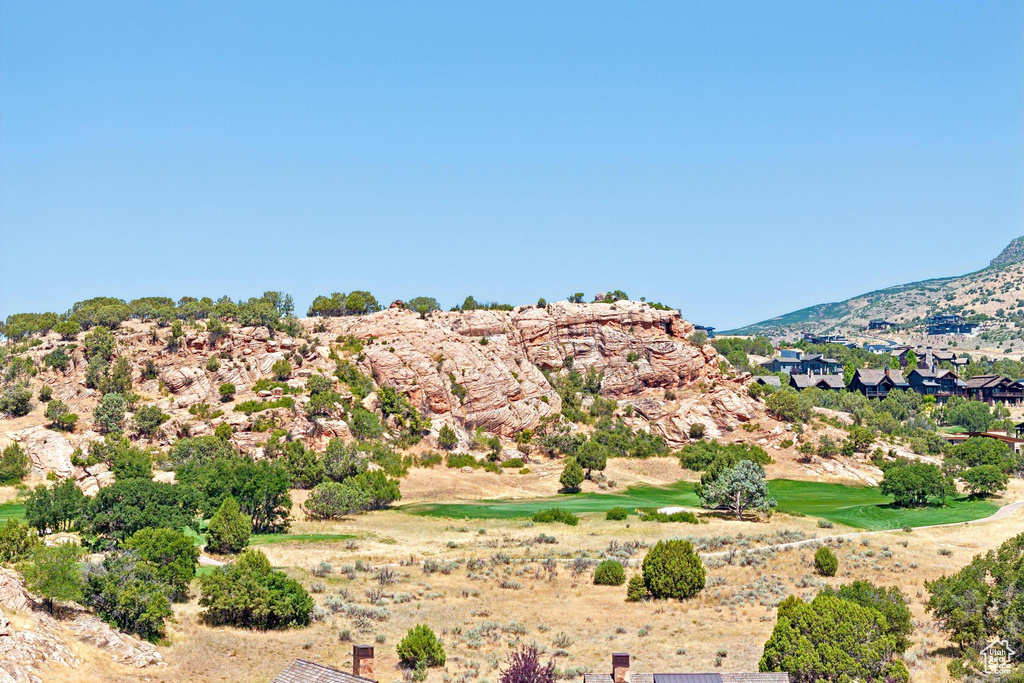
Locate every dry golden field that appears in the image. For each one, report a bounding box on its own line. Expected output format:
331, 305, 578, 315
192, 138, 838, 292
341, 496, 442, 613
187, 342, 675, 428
26, 467, 1022, 683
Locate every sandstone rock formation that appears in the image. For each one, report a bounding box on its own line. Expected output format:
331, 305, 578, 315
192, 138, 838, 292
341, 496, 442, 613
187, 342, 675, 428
9, 301, 764, 471
0, 569, 163, 682
307, 301, 759, 442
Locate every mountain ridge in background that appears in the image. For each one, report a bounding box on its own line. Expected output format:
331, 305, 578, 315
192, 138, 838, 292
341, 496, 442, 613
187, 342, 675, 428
725, 236, 1024, 337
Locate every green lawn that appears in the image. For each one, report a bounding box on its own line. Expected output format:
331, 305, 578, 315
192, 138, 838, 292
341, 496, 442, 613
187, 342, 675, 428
0, 502, 25, 523
250, 532, 355, 545
185, 526, 355, 547
403, 479, 999, 531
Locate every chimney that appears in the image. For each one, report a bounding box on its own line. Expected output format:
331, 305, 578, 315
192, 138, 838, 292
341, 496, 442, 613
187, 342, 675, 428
612, 652, 630, 683
354, 644, 375, 679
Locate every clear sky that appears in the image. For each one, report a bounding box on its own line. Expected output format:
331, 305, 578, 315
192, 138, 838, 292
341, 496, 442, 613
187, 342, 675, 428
1, 2, 1021, 329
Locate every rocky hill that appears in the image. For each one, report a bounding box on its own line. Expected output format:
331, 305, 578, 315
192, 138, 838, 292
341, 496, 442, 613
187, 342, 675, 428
727, 236, 1024, 339
2, 301, 765, 483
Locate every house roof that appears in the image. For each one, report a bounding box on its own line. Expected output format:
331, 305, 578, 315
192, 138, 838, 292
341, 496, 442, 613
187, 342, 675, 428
854, 369, 908, 387
967, 375, 1009, 389
273, 660, 375, 683
755, 376, 782, 387
791, 375, 845, 390
583, 674, 789, 683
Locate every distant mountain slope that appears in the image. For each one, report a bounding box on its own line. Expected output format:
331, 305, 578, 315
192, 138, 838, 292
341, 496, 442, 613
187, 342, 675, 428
726, 237, 1024, 336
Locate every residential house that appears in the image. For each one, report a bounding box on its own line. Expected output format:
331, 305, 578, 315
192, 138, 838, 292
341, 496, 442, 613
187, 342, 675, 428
754, 376, 782, 388
864, 343, 892, 354
760, 354, 841, 376
760, 357, 802, 374
779, 349, 802, 360
798, 354, 843, 375
274, 646, 377, 683
889, 347, 912, 367
801, 332, 850, 345
849, 368, 909, 398
966, 375, 1024, 405
868, 319, 897, 330
790, 374, 846, 391
693, 324, 716, 339
906, 368, 966, 399
583, 652, 789, 683
927, 314, 978, 336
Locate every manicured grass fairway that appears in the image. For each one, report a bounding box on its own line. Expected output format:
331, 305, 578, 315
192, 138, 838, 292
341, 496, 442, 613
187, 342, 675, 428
0, 503, 25, 523
250, 533, 355, 545
403, 479, 999, 531
184, 527, 355, 547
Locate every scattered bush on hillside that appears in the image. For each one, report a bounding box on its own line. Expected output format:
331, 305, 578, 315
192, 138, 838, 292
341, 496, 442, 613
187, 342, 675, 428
397, 624, 446, 668
199, 550, 313, 630
0, 443, 30, 485
815, 547, 838, 577
531, 508, 579, 526
641, 539, 705, 600
205, 497, 252, 554
593, 560, 626, 586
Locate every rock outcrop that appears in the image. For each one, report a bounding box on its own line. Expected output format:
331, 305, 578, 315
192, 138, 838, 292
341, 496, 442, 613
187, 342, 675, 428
5, 426, 75, 479
8, 301, 763, 469
0, 569, 163, 682
308, 301, 758, 441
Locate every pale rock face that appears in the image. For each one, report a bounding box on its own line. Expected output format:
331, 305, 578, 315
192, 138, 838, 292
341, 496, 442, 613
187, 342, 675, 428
301, 302, 754, 439
0, 569, 163, 682
8, 426, 75, 478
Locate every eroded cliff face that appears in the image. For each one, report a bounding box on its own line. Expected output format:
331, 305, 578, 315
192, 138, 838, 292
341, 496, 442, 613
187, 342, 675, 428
5, 302, 764, 478
311, 301, 759, 442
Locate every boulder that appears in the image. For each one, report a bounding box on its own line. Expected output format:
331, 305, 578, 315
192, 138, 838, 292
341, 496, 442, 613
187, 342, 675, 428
9, 426, 75, 478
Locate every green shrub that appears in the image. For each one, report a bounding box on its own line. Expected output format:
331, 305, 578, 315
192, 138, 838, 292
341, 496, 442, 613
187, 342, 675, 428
271, 359, 292, 380
500, 458, 525, 468
84, 550, 173, 642
133, 404, 169, 437
219, 382, 236, 401
93, 392, 126, 434
124, 527, 199, 601
814, 547, 838, 577
0, 385, 33, 417
206, 357, 221, 372
605, 506, 628, 521
437, 424, 458, 450
199, 550, 313, 629
593, 559, 626, 586
396, 624, 446, 667
44, 400, 78, 431
446, 453, 480, 469
531, 508, 579, 526
559, 456, 584, 493
639, 509, 699, 524
205, 497, 251, 554
0, 519, 38, 563
642, 539, 705, 599
0, 443, 30, 485
626, 575, 647, 602
233, 396, 294, 414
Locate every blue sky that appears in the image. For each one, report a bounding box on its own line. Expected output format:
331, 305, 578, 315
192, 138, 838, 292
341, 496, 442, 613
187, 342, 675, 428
1, 2, 1021, 329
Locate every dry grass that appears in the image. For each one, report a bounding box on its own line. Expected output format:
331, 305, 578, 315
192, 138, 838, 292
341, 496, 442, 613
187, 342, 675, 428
33, 476, 1024, 683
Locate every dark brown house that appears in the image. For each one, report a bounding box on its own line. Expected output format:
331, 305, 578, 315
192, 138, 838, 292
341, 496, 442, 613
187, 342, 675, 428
965, 375, 1024, 404
906, 368, 965, 399
849, 368, 908, 398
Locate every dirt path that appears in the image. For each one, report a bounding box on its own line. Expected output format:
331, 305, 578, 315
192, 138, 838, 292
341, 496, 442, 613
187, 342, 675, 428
701, 499, 1024, 559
